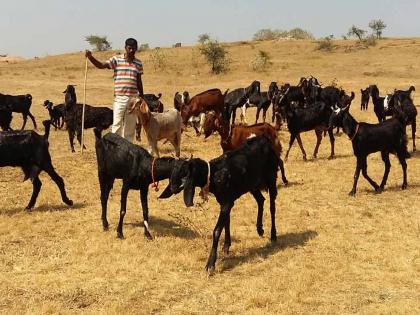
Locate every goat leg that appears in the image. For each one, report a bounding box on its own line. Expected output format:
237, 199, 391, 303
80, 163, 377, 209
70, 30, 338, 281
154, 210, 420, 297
21, 113, 28, 130
379, 151, 391, 190
313, 130, 322, 159
269, 184, 277, 242
327, 129, 335, 159
222, 216, 231, 255
396, 151, 408, 190
140, 187, 153, 240
412, 121, 416, 152
296, 134, 307, 161
349, 161, 362, 196
99, 176, 114, 230
26, 177, 42, 210
206, 203, 232, 274
43, 164, 73, 206
251, 191, 265, 237
360, 159, 380, 192
28, 112, 37, 130
278, 158, 288, 185
116, 183, 130, 239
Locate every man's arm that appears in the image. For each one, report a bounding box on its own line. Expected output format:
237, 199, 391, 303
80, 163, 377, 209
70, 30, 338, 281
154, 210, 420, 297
137, 74, 144, 97
85, 50, 110, 69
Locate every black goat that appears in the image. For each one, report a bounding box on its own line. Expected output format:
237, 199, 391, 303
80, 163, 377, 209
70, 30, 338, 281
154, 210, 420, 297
393, 94, 417, 152
94, 129, 186, 239
329, 105, 408, 196
0, 120, 73, 209
245, 82, 276, 124
63, 85, 113, 152
360, 87, 370, 111
160, 135, 279, 274
275, 90, 336, 160
43, 100, 65, 130
224, 80, 260, 124
0, 93, 36, 130
0, 106, 13, 131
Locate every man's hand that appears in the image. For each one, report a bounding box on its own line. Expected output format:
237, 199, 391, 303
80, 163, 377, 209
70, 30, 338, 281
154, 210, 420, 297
85, 50, 92, 58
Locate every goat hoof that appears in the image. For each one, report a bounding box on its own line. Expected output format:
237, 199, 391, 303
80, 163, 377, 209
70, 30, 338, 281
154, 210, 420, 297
303, 156, 307, 161
402, 183, 407, 190
222, 244, 230, 255
117, 232, 124, 239
144, 231, 153, 240
328, 155, 335, 160
205, 265, 215, 276
64, 198, 73, 206
312, 155, 317, 159
282, 178, 289, 185
270, 235, 277, 242
103, 225, 109, 231
348, 190, 356, 197
257, 227, 264, 237
25, 205, 34, 211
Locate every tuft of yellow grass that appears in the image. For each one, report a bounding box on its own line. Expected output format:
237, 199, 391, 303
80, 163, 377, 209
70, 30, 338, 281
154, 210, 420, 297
0, 38, 419, 314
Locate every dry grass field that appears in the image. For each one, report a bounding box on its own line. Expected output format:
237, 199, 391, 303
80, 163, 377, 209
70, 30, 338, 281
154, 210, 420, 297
0, 38, 419, 314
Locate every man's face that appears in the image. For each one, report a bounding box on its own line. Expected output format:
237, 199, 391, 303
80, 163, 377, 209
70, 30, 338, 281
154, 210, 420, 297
125, 45, 137, 58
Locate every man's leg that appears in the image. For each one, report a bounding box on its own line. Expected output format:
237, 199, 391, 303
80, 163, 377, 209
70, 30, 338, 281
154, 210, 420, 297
112, 96, 126, 136
123, 108, 137, 143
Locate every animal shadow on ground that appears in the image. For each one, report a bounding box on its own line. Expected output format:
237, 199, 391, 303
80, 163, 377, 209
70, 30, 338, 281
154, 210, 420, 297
0, 202, 85, 216
126, 215, 199, 239
363, 181, 420, 194
278, 180, 303, 188
220, 230, 318, 272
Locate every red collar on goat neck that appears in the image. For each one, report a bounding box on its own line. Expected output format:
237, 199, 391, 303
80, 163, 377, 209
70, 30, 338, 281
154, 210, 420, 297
350, 124, 360, 141
151, 157, 159, 191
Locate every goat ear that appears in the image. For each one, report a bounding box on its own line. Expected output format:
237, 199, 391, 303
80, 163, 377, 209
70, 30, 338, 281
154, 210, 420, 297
158, 184, 173, 199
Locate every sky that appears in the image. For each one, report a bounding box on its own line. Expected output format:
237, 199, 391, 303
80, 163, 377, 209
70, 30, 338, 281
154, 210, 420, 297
1, 0, 420, 58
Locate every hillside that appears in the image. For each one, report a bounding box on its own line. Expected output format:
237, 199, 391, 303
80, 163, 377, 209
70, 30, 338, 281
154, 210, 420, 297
0, 38, 419, 314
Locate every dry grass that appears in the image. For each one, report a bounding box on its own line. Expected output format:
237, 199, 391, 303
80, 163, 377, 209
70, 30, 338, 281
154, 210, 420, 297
0, 38, 419, 314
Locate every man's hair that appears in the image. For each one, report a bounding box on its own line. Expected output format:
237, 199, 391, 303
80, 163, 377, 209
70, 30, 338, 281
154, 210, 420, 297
125, 38, 138, 48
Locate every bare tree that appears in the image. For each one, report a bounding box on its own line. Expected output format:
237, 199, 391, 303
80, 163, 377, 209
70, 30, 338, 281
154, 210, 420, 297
369, 19, 387, 39
347, 25, 366, 41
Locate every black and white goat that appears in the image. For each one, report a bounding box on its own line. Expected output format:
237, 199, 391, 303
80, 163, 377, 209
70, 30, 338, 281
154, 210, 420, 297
94, 129, 187, 239
160, 135, 280, 274
329, 105, 408, 196
0, 120, 73, 209
0, 92, 37, 130
224, 80, 260, 124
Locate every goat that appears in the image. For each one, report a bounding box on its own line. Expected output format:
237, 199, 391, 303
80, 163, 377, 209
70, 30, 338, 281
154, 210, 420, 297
244, 82, 276, 124
129, 96, 181, 157
63, 85, 113, 152
368, 85, 394, 123
0, 120, 73, 209
160, 135, 280, 274
174, 91, 206, 135
224, 81, 260, 124
274, 90, 336, 160
94, 129, 186, 239
178, 88, 227, 127
43, 100, 65, 130
360, 87, 370, 111
203, 112, 288, 185
393, 94, 417, 152
0, 93, 36, 130
0, 106, 13, 131
329, 105, 408, 196
135, 93, 164, 141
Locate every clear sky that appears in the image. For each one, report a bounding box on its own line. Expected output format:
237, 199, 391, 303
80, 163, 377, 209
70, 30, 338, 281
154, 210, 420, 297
1, 0, 420, 58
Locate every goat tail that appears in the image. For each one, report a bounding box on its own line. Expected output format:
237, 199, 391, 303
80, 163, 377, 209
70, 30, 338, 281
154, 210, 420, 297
93, 128, 102, 141
42, 120, 51, 140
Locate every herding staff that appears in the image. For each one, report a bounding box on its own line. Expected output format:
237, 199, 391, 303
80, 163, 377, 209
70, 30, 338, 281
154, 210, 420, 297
81, 57, 88, 153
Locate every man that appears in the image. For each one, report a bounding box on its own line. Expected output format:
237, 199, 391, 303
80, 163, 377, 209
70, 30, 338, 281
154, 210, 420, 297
85, 38, 143, 142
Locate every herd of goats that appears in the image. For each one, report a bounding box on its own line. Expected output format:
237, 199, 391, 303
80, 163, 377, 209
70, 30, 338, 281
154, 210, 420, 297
0, 75, 417, 273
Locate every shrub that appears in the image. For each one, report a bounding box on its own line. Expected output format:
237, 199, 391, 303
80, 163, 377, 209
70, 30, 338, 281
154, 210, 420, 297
250, 50, 272, 72
316, 37, 335, 52
199, 40, 230, 74
139, 43, 150, 51
149, 48, 167, 71
363, 35, 377, 47
197, 33, 211, 44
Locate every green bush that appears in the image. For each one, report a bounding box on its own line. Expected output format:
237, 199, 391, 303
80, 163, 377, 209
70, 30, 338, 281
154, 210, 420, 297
199, 40, 230, 74
250, 50, 272, 72
85, 35, 111, 51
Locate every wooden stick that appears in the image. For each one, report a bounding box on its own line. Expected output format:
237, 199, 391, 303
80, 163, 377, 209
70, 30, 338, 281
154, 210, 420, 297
81, 57, 88, 154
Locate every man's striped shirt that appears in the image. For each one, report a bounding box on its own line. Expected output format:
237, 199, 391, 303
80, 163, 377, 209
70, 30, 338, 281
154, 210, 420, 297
107, 54, 143, 96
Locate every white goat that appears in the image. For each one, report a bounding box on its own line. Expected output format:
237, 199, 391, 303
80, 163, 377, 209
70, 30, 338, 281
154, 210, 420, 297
129, 97, 181, 157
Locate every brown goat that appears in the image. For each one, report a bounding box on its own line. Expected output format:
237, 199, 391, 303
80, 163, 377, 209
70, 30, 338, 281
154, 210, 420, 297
178, 88, 227, 126
204, 112, 288, 184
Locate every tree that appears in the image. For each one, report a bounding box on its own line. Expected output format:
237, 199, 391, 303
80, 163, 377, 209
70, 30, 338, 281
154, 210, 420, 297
347, 25, 366, 41
85, 35, 112, 51
199, 39, 230, 74
369, 19, 386, 39
197, 33, 210, 44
